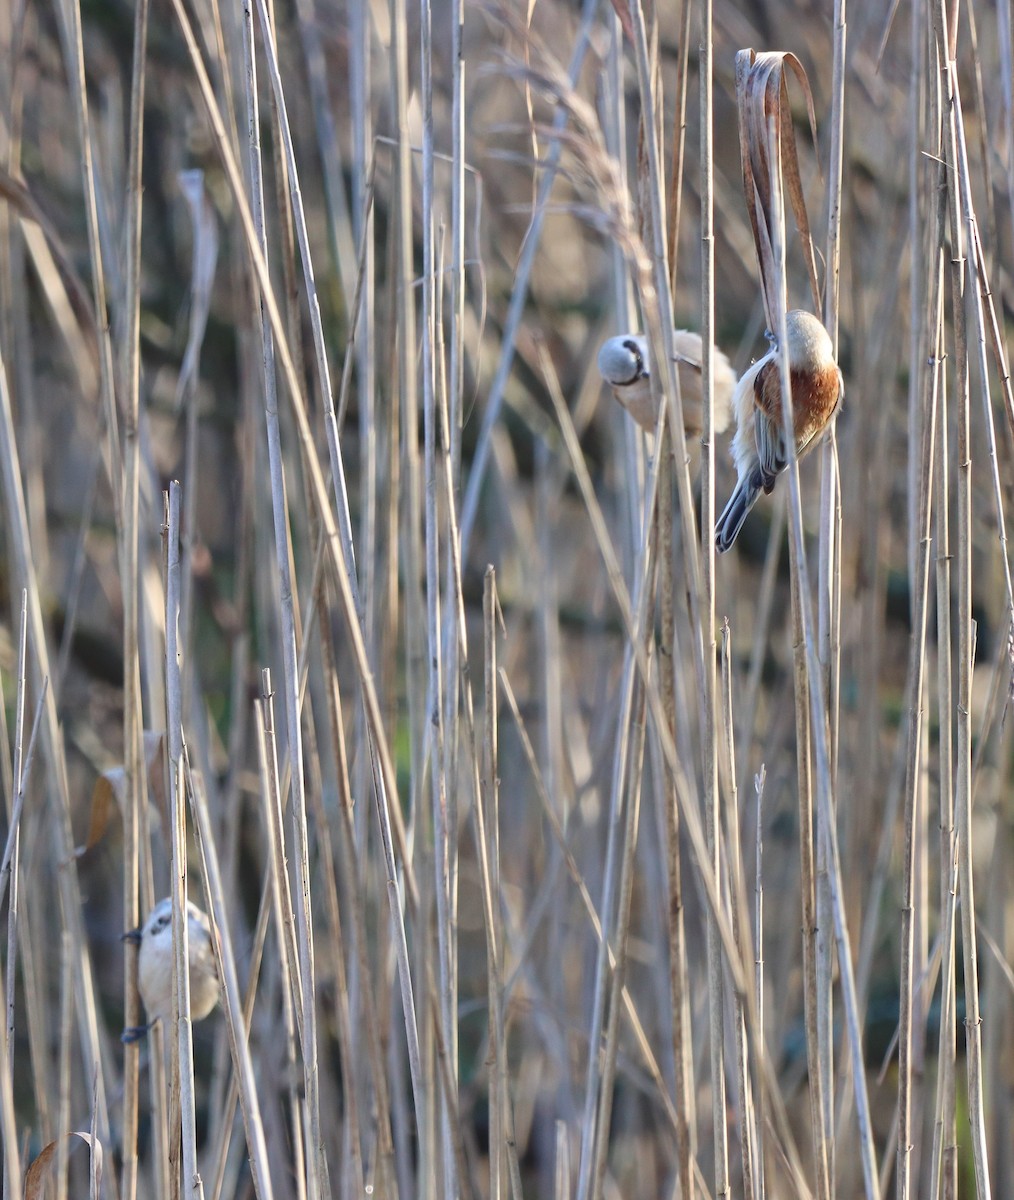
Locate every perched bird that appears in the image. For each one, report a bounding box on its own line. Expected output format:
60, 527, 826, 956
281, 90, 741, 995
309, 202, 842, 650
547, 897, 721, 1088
597, 330, 737, 440
121, 896, 219, 1043
715, 310, 843, 553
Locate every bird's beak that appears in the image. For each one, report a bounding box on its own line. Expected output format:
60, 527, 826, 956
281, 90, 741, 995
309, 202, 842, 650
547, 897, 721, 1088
122, 927, 142, 945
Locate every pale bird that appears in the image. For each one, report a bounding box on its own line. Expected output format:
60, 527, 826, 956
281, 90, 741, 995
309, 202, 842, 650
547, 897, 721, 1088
122, 896, 219, 1043
597, 330, 737, 439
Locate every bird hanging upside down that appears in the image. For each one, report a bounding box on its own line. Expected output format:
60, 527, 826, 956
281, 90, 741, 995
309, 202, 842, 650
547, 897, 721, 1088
596, 329, 737, 440
715, 310, 843, 553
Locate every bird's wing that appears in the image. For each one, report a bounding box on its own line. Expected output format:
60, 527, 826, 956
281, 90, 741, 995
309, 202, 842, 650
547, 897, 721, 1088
752, 361, 789, 487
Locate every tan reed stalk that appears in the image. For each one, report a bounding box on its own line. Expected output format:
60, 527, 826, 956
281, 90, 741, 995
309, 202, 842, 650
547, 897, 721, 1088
735, 497, 785, 767
0, 600, 29, 912
306, 660, 368, 1200
783, 452, 830, 1200
816, 1, 847, 1184
176, 169, 217, 728
316, 652, 400, 1200
657, 448, 698, 1200
184, 753, 277, 1200
56, 930, 72, 1200
914, 38, 953, 1192
382, 13, 429, 1162
699, 1, 732, 1193
477, 568, 523, 1200
164, 483, 202, 1197
722, 621, 759, 1200
118, 3, 150, 1197
3, 603, 26, 1189
589, 642, 650, 1200
419, 3, 459, 1191
928, 315, 957, 1200
253, 685, 310, 1197
933, 8, 992, 1192
205, 878, 276, 1200
0, 597, 26, 1200
666, 0, 693, 298
895, 168, 941, 1200
754, 765, 767, 1200
290, 0, 357, 315
52, 0, 120, 523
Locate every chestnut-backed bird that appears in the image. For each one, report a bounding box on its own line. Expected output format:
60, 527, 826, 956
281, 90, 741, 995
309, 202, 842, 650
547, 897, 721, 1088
715, 310, 842, 553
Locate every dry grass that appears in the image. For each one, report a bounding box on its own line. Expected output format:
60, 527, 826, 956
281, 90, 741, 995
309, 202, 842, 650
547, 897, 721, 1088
0, 0, 1012, 1198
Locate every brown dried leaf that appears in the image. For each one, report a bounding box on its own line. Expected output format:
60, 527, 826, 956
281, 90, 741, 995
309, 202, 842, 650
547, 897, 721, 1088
24, 1132, 103, 1199
605, 0, 636, 45
77, 774, 118, 857
76, 732, 168, 855
736, 49, 822, 327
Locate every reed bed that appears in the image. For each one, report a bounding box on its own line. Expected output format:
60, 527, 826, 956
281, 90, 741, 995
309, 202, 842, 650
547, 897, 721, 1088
0, 0, 1012, 1197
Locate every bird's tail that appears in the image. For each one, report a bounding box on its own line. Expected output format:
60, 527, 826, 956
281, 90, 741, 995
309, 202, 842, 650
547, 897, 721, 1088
715, 473, 762, 553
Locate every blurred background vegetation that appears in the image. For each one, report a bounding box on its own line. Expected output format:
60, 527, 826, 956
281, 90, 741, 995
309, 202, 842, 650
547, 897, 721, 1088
0, 0, 1012, 1197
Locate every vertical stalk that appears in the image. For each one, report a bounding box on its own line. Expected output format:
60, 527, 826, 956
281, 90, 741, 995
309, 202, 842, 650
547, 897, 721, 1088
119, 3, 150, 1197
722, 624, 758, 1200
933, 5, 992, 1191
700, 0, 729, 1193
165, 483, 203, 1197
418, 0, 456, 1190
818, 0, 847, 1183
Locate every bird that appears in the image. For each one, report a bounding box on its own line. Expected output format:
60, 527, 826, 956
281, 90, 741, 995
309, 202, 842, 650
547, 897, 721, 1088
121, 896, 219, 1043
715, 310, 843, 553
597, 330, 737, 440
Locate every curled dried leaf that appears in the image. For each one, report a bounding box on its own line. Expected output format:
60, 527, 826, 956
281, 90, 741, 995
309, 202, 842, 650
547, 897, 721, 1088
24, 1132, 103, 1199
77, 732, 168, 855
605, 0, 636, 44
735, 49, 822, 326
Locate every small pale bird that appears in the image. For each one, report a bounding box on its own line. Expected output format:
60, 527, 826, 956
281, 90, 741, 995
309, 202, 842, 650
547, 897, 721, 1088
122, 896, 219, 1043
597, 330, 737, 439
715, 310, 843, 553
